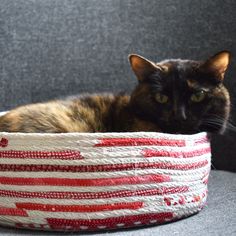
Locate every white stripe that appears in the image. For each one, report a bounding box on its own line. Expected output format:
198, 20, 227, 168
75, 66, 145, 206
0, 216, 47, 225
15, 187, 207, 204
79, 142, 210, 152
0, 179, 207, 193
0, 132, 208, 151
1, 140, 210, 152
0, 183, 205, 198
80, 143, 210, 158
0, 131, 207, 139
0, 153, 211, 166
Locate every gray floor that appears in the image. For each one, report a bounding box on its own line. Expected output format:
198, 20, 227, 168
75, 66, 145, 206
0, 170, 235, 236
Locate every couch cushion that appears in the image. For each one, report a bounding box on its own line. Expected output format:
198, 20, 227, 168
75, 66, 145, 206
0, 0, 235, 171
0, 170, 235, 236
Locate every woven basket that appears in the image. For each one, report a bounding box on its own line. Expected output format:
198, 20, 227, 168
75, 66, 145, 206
0, 131, 211, 231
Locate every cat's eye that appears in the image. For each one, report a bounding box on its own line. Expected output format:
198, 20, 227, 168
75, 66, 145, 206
155, 93, 169, 104
190, 91, 206, 102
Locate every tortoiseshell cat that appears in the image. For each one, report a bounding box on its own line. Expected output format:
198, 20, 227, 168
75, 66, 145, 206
0, 51, 231, 134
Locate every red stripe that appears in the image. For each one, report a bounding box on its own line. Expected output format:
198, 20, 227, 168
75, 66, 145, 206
0, 160, 208, 172
0, 174, 170, 186
16, 201, 143, 212
143, 147, 211, 158
0, 206, 28, 217
95, 138, 186, 147
47, 212, 174, 230
0, 150, 83, 160
0, 186, 188, 199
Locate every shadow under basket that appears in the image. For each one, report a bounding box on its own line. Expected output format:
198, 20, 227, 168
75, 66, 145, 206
0, 131, 211, 232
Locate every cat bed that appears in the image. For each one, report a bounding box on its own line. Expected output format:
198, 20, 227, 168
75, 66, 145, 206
0, 131, 211, 232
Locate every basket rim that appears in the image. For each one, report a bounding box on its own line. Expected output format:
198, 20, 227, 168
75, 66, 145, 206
0, 131, 208, 139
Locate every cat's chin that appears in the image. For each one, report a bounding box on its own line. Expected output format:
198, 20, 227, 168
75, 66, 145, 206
159, 125, 199, 135
171, 131, 199, 135
161, 129, 199, 135
166, 124, 226, 135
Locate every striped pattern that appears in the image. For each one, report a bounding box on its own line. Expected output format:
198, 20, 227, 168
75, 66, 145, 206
0, 132, 211, 231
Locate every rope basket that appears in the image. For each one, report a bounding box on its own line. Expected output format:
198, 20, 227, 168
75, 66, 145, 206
0, 131, 211, 232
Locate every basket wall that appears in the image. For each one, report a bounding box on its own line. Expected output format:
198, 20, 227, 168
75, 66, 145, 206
0, 132, 211, 231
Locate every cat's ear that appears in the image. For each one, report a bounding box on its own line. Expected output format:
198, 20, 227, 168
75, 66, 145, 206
129, 54, 161, 82
203, 51, 231, 81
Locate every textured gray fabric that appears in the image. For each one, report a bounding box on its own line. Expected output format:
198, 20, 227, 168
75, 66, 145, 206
0, 170, 235, 236
0, 2, 235, 236
0, 0, 235, 171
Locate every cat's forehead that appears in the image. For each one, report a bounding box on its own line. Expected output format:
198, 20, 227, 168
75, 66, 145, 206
151, 59, 209, 91
158, 59, 205, 84
157, 59, 201, 74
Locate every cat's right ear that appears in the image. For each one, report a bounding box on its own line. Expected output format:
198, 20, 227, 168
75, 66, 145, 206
129, 54, 161, 82
202, 51, 231, 82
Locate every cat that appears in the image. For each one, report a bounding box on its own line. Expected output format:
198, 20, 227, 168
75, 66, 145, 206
0, 51, 231, 134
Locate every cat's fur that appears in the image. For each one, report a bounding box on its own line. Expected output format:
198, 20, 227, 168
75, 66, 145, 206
0, 51, 231, 134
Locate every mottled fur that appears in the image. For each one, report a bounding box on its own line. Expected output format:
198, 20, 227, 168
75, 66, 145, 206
0, 51, 231, 134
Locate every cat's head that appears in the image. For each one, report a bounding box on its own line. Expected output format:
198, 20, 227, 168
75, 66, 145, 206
129, 51, 231, 134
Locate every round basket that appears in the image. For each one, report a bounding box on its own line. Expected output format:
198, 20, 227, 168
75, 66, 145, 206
0, 131, 211, 232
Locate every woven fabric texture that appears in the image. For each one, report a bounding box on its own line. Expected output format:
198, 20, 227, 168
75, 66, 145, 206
0, 132, 210, 231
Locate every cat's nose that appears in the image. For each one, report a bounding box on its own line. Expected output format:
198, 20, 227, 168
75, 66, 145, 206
174, 107, 187, 121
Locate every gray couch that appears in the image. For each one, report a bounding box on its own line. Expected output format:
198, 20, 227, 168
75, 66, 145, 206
0, 0, 235, 235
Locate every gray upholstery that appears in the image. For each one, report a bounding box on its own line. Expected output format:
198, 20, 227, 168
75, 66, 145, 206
0, 1, 235, 235
0, 170, 235, 236
0, 0, 235, 171
0, 0, 236, 171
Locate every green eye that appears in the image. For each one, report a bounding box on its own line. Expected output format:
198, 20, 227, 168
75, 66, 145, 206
155, 93, 169, 104
190, 91, 206, 102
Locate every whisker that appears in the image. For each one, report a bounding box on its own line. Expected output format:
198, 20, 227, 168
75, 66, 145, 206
211, 163, 217, 171
201, 117, 236, 132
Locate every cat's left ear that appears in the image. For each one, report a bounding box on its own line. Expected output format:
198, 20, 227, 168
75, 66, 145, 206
203, 51, 231, 82
129, 54, 162, 82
